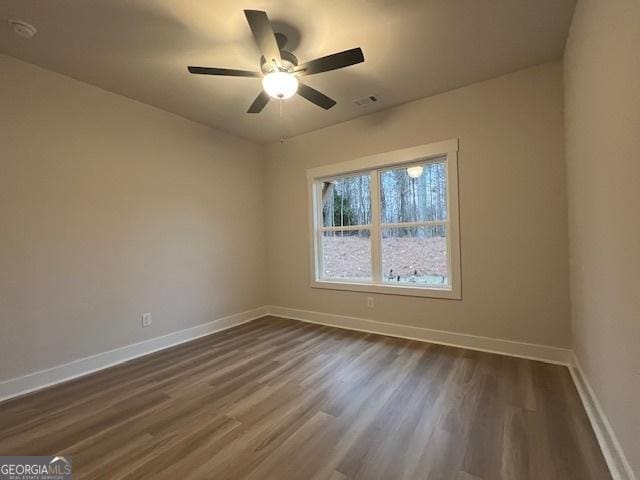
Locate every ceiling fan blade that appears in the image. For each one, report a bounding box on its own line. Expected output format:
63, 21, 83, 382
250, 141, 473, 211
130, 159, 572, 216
297, 83, 337, 110
243, 10, 282, 66
187, 66, 261, 77
247, 91, 270, 113
294, 47, 364, 76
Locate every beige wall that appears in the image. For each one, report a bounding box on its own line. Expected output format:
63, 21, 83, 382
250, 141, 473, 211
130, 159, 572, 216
0, 56, 574, 385
564, 0, 640, 475
265, 62, 571, 347
0, 54, 267, 381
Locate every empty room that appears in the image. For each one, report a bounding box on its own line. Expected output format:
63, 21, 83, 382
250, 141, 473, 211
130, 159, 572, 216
0, 1, 638, 479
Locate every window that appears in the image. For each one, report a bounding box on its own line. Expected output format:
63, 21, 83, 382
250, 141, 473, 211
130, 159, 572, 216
308, 139, 461, 299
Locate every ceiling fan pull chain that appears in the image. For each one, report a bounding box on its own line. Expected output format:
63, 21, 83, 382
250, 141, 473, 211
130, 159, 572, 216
279, 99, 285, 143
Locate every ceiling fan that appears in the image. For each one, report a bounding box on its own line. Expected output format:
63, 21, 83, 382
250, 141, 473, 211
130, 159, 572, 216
187, 9, 365, 113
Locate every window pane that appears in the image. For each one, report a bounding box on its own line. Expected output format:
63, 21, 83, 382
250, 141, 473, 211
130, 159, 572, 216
322, 174, 371, 227
380, 160, 447, 224
381, 226, 448, 286
322, 230, 371, 280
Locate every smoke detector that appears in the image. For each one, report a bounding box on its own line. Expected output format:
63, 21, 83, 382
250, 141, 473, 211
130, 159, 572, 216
9, 20, 37, 39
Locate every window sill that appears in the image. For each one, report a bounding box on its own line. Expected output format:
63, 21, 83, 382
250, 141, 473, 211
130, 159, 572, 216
311, 279, 461, 300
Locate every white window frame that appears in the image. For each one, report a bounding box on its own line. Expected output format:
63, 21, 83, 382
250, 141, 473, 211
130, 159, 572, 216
307, 138, 461, 300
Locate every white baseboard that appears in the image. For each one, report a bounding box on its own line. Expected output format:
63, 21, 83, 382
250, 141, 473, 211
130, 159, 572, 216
2, 303, 631, 480
0, 303, 574, 393
569, 352, 636, 480
264, 305, 572, 365
0, 306, 268, 402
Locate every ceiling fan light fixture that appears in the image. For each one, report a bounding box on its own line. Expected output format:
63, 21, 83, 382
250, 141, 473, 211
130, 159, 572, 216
262, 71, 299, 99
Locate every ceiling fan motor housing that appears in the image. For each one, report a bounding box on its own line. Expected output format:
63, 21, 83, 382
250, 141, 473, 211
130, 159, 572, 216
261, 48, 298, 74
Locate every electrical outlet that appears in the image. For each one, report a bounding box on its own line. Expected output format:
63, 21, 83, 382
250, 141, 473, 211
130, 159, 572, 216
141, 312, 152, 327
366, 297, 374, 308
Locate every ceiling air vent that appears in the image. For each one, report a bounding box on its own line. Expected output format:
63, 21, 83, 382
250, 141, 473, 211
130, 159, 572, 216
352, 95, 379, 107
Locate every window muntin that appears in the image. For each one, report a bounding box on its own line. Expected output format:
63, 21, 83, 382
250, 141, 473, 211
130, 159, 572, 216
309, 139, 460, 299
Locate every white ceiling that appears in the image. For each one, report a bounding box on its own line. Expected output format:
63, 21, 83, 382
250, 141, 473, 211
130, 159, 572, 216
0, 0, 576, 143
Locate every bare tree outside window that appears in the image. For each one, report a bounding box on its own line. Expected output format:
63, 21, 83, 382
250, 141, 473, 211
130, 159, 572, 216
321, 174, 372, 280
318, 160, 448, 286
380, 161, 448, 284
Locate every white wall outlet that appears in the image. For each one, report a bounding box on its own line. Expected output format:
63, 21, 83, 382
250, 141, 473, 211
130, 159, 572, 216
141, 312, 152, 327
366, 297, 374, 308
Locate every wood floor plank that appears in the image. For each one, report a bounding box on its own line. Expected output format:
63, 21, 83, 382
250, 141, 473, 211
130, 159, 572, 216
0, 316, 611, 480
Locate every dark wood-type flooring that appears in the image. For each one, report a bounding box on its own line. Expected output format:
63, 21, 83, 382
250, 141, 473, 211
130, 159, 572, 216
0, 316, 611, 479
